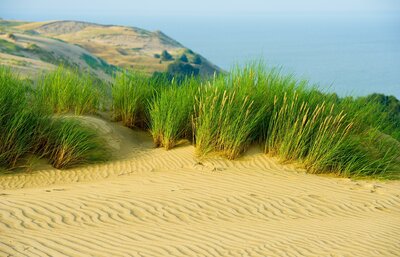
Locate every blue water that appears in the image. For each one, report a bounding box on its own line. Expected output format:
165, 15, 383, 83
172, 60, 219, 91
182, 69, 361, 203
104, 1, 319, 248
127, 15, 400, 99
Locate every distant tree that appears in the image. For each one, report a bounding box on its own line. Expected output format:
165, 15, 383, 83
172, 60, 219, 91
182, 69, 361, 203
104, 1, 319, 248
193, 54, 202, 64
355, 93, 400, 141
151, 71, 187, 85
151, 71, 174, 84
167, 62, 199, 76
153, 53, 161, 58
366, 94, 400, 112
365, 93, 400, 122
179, 54, 188, 62
7, 33, 16, 40
161, 50, 173, 61
185, 48, 194, 54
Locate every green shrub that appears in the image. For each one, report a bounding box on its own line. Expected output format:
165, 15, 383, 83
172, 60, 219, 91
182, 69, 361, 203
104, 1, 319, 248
167, 62, 199, 76
179, 54, 189, 63
161, 50, 173, 61
185, 49, 194, 55
338, 94, 400, 141
193, 54, 202, 64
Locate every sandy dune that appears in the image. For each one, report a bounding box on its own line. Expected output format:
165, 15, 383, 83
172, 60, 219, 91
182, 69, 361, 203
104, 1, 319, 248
1, 117, 399, 257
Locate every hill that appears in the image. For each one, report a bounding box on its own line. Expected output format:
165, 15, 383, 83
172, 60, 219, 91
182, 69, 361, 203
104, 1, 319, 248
0, 32, 117, 79
0, 19, 221, 77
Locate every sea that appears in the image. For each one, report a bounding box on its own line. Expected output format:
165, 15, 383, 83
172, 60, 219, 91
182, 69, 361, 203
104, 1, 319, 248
128, 14, 400, 99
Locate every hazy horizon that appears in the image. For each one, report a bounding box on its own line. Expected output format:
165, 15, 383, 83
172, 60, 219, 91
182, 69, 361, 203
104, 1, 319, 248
1, 0, 399, 18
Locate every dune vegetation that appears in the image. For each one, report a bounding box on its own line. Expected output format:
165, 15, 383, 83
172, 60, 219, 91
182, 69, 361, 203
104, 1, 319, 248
111, 71, 155, 128
35, 66, 106, 115
0, 67, 108, 170
0, 63, 399, 178
149, 77, 198, 149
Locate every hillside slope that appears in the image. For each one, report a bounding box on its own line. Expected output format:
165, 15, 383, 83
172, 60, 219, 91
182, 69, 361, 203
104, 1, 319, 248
13, 20, 221, 76
0, 32, 116, 79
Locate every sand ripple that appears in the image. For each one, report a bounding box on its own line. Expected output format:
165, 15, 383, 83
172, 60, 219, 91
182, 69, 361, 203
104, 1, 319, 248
1, 118, 399, 256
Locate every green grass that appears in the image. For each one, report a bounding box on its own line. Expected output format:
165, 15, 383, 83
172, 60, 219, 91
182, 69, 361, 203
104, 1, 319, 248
149, 77, 199, 149
192, 63, 398, 177
0, 61, 399, 179
0, 69, 38, 167
0, 66, 108, 171
35, 66, 104, 115
112, 62, 399, 178
80, 53, 118, 76
25, 43, 59, 64
38, 117, 109, 169
0, 38, 24, 55
193, 83, 265, 159
0, 20, 28, 27
337, 94, 400, 141
112, 71, 155, 128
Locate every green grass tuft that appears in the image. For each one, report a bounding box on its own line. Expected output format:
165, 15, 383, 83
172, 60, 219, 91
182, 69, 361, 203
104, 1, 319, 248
39, 117, 109, 169
193, 80, 265, 159
149, 77, 199, 149
112, 71, 155, 128
0, 66, 108, 171
35, 66, 104, 115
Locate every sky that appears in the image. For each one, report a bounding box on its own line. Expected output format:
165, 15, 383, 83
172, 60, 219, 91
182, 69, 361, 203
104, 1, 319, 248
1, 0, 399, 22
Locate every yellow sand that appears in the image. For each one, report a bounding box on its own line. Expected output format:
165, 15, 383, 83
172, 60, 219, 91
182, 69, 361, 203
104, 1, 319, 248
1, 117, 399, 257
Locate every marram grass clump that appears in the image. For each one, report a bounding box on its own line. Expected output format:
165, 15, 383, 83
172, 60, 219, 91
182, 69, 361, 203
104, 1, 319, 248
149, 77, 199, 149
263, 92, 386, 177
0, 66, 108, 171
193, 84, 265, 159
0, 67, 38, 168
35, 66, 105, 115
112, 71, 155, 128
39, 118, 109, 169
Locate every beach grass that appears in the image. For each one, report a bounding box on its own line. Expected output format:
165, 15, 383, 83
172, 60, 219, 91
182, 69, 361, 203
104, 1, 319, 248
191, 64, 398, 176
149, 77, 199, 149
38, 117, 109, 169
35, 66, 104, 115
0, 67, 37, 167
193, 83, 265, 159
0, 66, 108, 170
1, 63, 399, 178
112, 71, 155, 128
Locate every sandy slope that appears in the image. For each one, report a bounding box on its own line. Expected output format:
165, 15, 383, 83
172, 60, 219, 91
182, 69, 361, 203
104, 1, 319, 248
0, 117, 399, 257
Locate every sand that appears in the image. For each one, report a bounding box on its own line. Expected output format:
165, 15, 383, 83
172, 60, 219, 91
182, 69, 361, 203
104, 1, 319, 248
1, 116, 399, 257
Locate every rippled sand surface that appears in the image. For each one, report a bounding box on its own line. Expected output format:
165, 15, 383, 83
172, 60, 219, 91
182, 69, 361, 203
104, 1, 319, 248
1, 117, 399, 257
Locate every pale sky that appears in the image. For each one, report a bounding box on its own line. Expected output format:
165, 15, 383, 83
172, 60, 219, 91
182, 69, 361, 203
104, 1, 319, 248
1, 0, 399, 21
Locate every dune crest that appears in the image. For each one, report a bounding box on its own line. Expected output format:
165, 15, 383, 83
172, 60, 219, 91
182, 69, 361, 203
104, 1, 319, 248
1, 117, 399, 256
